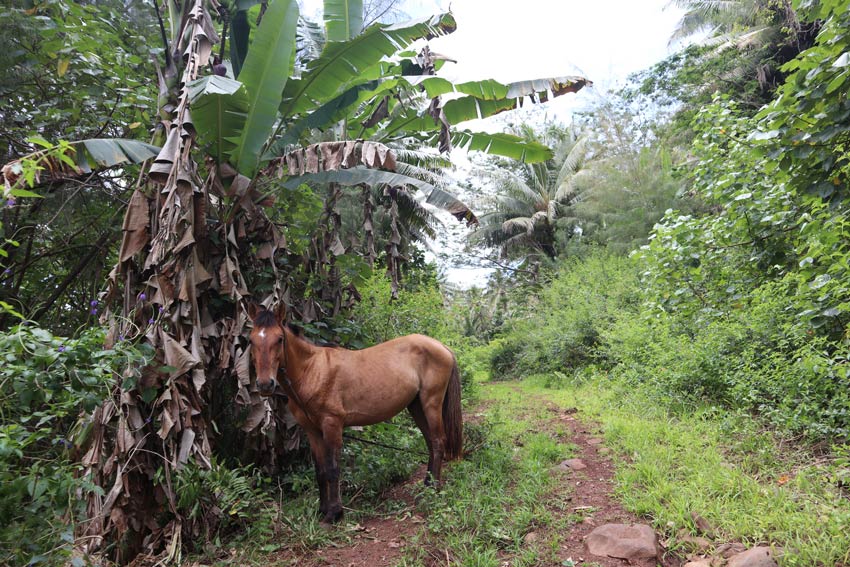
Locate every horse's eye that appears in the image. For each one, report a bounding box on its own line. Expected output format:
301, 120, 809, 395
278, 336, 284, 344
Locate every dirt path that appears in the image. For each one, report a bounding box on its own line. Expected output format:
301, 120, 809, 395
276, 385, 668, 567
541, 401, 664, 567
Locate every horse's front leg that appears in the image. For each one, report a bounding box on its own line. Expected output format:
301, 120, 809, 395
320, 418, 344, 524
305, 430, 328, 518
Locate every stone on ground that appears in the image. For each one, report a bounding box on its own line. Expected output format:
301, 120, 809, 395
586, 523, 658, 560
716, 542, 747, 558
677, 528, 713, 552
561, 458, 587, 470
726, 546, 778, 567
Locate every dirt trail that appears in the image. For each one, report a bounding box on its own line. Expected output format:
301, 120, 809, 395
542, 401, 663, 567
278, 386, 667, 567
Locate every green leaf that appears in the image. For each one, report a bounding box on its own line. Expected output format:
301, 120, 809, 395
10, 188, 43, 198
79, 139, 160, 167
324, 0, 363, 42
187, 75, 249, 166
266, 80, 382, 157
230, 10, 251, 79
280, 13, 457, 118
449, 130, 555, 163
232, 0, 300, 177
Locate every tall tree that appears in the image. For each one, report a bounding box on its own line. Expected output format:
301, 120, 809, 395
471, 124, 590, 260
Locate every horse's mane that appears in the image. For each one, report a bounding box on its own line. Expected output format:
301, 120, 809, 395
253, 309, 278, 328
254, 309, 339, 348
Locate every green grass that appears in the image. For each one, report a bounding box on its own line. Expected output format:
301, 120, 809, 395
393, 383, 577, 567
517, 373, 850, 567
199, 368, 849, 567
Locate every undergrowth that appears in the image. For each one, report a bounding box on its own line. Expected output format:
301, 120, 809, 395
528, 373, 850, 567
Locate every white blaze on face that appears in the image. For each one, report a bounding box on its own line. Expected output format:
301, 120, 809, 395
258, 329, 266, 339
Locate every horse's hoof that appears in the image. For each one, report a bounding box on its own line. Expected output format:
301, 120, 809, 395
321, 509, 343, 524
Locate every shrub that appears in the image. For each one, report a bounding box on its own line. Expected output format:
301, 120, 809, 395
0, 324, 151, 566
489, 251, 640, 379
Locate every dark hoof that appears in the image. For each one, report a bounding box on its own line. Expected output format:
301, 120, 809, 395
321, 508, 343, 524
423, 473, 441, 489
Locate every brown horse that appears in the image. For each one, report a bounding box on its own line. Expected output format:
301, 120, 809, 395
248, 303, 463, 523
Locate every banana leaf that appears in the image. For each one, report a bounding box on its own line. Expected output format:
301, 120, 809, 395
1, 139, 160, 189
324, 0, 363, 41
187, 75, 249, 167
448, 130, 555, 163
280, 13, 456, 118
232, 0, 299, 176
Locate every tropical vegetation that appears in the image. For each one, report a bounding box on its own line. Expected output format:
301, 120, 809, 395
3, 0, 850, 565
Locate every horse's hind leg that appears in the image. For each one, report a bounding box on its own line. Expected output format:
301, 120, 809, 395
320, 418, 345, 524
420, 397, 446, 487
407, 397, 435, 485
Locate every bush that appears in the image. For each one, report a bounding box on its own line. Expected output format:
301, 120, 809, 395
606, 277, 850, 439
488, 251, 640, 379
0, 324, 151, 566
349, 273, 459, 347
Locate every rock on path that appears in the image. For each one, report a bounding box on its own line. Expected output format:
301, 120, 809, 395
586, 523, 659, 560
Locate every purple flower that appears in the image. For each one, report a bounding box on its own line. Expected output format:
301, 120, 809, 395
148, 318, 155, 324
6, 199, 15, 207
158, 306, 164, 313
89, 299, 98, 307
139, 292, 147, 301
58, 345, 66, 352
90, 308, 97, 315
118, 334, 125, 341
144, 416, 152, 424
3, 268, 10, 275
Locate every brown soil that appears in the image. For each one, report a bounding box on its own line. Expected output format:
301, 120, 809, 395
541, 402, 678, 567
270, 389, 679, 567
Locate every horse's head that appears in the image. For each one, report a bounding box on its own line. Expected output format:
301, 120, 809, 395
248, 302, 287, 398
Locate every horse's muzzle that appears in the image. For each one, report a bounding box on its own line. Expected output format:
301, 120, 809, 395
258, 378, 277, 396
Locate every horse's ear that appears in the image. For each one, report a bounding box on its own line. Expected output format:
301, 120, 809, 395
247, 301, 261, 321
273, 302, 287, 324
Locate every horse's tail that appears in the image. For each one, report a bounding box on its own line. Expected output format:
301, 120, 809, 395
443, 356, 463, 460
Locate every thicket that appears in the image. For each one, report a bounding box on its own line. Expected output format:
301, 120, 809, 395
489, 0, 850, 441
0, 326, 152, 565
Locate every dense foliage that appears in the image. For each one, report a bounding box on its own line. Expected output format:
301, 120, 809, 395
486, 0, 850, 440
0, 0, 158, 331
5, 0, 850, 563
0, 326, 151, 565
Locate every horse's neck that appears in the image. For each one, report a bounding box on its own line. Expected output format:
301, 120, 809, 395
282, 327, 319, 391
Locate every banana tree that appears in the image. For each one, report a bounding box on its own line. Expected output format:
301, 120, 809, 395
186, 0, 588, 294
0, 0, 590, 561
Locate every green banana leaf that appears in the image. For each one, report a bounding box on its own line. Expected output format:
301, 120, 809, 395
280, 13, 456, 118
1, 138, 160, 189
448, 130, 555, 163
232, 0, 300, 177
403, 75, 589, 101
369, 75, 591, 142
324, 0, 363, 41
187, 75, 249, 167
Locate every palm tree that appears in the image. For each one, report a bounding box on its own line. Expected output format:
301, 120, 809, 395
670, 0, 772, 47
668, 0, 818, 98
472, 124, 590, 260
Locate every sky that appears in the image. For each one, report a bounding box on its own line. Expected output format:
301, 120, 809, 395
301, 0, 688, 287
